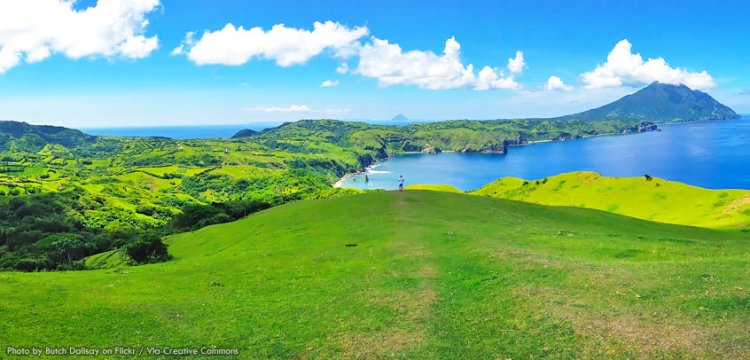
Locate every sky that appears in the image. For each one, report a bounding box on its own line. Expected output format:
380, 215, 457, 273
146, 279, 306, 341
0, 0, 749, 128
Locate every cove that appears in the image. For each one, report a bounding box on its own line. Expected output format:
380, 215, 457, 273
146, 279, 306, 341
341, 118, 750, 191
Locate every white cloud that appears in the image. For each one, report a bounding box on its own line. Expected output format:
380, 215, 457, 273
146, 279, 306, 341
184, 21, 368, 67
321, 80, 339, 87
170, 45, 185, 56
356, 36, 521, 90
0, 0, 161, 73
170, 31, 194, 56
475, 66, 520, 90
507, 51, 525, 74
581, 39, 715, 90
336, 62, 349, 74
118, 35, 159, 59
545, 76, 573, 91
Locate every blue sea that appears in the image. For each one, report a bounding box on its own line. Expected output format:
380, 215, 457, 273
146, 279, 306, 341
342, 118, 750, 191
81, 120, 420, 139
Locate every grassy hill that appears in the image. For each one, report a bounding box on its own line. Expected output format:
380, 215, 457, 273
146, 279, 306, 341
473, 172, 750, 229
2, 191, 749, 358
0, 121, 95, 152
404, 183, 462, 193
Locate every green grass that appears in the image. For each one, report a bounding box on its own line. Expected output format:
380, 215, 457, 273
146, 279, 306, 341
405, 184, 463, 193
1, 191, 749, 358
473, 171, 750, 229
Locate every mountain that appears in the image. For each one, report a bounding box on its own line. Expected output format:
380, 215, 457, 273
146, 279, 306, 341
555, 82, 739, 122
0, 120, 94, 152
391, 113, 409, 122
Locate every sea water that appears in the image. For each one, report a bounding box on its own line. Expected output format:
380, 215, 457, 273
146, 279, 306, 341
341, 118, 750, 190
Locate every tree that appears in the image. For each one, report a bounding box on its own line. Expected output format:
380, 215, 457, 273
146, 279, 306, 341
124, 233, 170, 264
39, 233, 87, 266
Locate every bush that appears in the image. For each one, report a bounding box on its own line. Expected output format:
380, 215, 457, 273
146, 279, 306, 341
124, 233, 171, 264
135, 204, 157, 216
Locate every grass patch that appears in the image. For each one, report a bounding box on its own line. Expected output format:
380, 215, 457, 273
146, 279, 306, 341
1, 191, 748, 358
474, 171, 750, 229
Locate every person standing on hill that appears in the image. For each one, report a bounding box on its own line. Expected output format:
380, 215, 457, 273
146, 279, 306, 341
398, 175, 405, 191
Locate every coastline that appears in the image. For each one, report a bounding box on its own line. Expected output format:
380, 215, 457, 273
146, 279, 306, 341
333, 117, 745, 189
334, 131, 638, 188
334, 175, 346, 188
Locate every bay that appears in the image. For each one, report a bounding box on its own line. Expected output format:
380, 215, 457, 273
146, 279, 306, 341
341, 118, 750, 191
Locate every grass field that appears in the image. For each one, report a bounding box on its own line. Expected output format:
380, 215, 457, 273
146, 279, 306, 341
405, 184, 462, 193
473, 171, 750, 229
1, 191, 749, 358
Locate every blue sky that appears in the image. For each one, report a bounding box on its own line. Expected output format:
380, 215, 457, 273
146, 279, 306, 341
0, 0, 749, 127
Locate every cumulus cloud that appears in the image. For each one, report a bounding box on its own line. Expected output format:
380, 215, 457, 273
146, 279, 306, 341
178, 20, 525, 91
581, 39, 715, 90
356, 36, 522, 90
0, 0, 161, 73
507, 51, 525, 74
475, 66, 520, 90
356, 37, 474, 89
545, 76, 573, 91
184, 21, 368, 67
321, 80, 339, 87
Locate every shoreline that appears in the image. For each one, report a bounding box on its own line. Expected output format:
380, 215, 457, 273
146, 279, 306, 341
334, 175, 346, 188
334, 130, 641, 188
333, 118, 744, 189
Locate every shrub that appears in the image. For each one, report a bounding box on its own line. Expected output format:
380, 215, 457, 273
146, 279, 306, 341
124, 233, 170, 264
14, 258, 53, 272
135, 204, 157, 216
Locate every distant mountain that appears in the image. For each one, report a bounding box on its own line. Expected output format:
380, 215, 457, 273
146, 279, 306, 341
391, 113, 409, 122
555, 82, 739, 122
0, 121, 95, 152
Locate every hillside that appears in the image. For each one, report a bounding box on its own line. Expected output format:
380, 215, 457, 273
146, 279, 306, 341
555, 82, 739, 122
405, 183, 462, 193
1, 191, 748, 358
473, 172, 750, 228
0, 121, 95, 152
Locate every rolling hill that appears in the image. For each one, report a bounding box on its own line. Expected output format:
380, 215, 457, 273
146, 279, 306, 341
0, 121, 95, 152
1, 191, 749, 358
554, 82, 740, 122
472, 172, 750, 229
